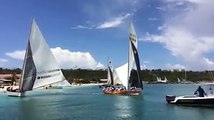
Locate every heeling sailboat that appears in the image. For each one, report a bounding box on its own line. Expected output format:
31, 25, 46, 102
103, 22, 143, 95
7, 20, 66, 97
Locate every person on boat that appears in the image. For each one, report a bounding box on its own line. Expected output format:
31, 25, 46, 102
209, 86, 213, 94
7, 86, 11, 91
130, 86, 137, 90
194, 86, 206, 97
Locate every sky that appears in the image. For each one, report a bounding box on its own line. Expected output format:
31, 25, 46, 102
0, 0, 214, 71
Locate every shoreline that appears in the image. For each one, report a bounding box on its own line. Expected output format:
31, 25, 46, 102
71, 83, 103, 87
0, 83, 104, 92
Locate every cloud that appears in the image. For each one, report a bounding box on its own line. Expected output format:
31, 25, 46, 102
71, 25, 93, 29
96, 13, 131, 29
5, 47, 104, 69
156, 6, 166, 11
143, 60, 151, 64
51, 47, 104, 69
141, 0, 214, 70
166, 63, 186, 70
6, 50, 25, 60
0, 58, 8, 67
71, 0, 139, 30
0, 59, 8, 63
71, 13, 131, 30
148, 17, 158, 21
202, 57, 214, 70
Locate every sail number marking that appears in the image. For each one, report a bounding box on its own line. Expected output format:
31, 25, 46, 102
129, 33, 136, 42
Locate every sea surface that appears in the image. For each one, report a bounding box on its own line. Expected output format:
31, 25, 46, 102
0, 84, 214, 120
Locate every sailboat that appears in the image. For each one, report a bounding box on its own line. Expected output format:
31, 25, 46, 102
103, 22, 143, 95
6, 20, 66, 97
99, 60, 115, 88
156, 76, 167, 83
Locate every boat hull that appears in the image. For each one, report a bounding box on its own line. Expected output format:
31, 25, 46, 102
45, 86, 63, 89
103, 89, 142, 96
7, 91, 25, 97
166, 95, 214, 106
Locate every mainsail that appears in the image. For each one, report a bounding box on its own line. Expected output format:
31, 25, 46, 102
19, 20, 65, 92
113, 22, 143, 90
128, 22, 143, 89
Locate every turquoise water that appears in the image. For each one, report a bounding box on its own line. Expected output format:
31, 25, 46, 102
0, 84, 214, 120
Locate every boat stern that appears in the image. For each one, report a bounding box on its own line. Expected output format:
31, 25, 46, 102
7, 92, 25, 97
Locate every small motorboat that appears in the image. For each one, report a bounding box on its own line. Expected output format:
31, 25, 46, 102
166, 95, 214, 106
166, 83, 214, 106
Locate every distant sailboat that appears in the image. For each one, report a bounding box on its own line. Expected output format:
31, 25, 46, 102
7, 20, 66, 97
177, 77, 181, 83
157, 76, 167, 83
103, 22, 143, 95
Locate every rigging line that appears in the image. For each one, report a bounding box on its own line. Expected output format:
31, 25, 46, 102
208, 71, 214, 81
210, 71, 214, 81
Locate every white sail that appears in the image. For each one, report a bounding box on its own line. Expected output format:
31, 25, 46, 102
17, 20, 65, 91
115, 63, 128, 88
106, 61, 123, 85
29, 20, 65, 89
7, 20, 66, 96
112, 69, 122, 85
50, 80, 71, 87
106, 61, 113, 85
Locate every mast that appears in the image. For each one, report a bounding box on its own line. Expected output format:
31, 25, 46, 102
185, 69, 187, 81
127, 42, 130, 90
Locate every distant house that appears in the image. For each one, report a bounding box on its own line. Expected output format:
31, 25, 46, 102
0, 73, 21, 86
100, 79, 108, 82
0, 73, 21, 79
0, 78, 12, 86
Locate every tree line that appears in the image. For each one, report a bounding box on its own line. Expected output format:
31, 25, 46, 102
0, 68, 213, 84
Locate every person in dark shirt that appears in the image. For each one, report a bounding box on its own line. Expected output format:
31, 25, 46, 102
194, 86, 206, 97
